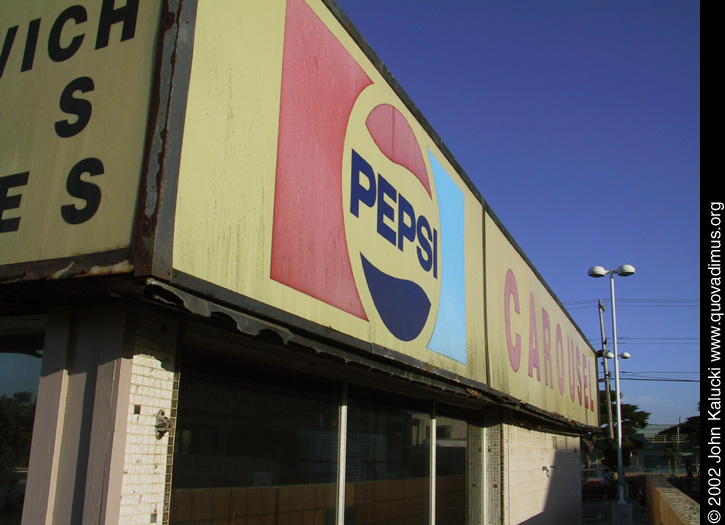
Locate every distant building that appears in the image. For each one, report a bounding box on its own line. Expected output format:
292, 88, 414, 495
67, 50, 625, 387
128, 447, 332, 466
629, 425, 700, 474
585, 424, 700, 477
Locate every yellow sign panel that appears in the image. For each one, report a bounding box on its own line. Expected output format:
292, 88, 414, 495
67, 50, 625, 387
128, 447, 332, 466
169, 0, 592, 425
485, 217, 598, 426
173, 0, 486, 381
0, 1, 161, 265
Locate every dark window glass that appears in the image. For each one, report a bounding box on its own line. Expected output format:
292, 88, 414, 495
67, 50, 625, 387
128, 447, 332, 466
170, 351, 340, 523
345, 386, 431, 524
436, 412, 467, 525
0, 346, 42, 524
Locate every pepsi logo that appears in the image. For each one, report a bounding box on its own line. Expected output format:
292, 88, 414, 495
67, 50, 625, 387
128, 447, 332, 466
270, 0, 467, 363
343, 86, 442, 344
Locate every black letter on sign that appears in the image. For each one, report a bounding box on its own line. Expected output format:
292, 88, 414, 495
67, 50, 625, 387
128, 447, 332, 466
56, 77, 95, 138
22, 19, 42, 72
96, 0, 139, 49
48, 5, 87, 63
0, 26, 18, 79
61, 158, 104, 225
0, 172, 29, 233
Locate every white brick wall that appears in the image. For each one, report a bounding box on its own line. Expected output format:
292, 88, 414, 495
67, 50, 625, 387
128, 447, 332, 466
484, 409, 503, 524
503, 421, 582, 524
119, 311, 179, 525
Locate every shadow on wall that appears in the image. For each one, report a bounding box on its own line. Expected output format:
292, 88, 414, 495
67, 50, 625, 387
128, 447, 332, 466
517, 447, 582, 524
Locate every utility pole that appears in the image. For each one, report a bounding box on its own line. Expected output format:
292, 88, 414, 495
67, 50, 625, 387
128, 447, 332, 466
599, 300, 614, 439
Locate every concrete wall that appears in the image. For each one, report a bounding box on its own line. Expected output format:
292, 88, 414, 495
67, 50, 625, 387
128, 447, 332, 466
646, 475, 700, 525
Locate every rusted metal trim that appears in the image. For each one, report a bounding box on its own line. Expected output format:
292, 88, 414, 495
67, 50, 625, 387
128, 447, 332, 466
1, 3, 183, 286
146, 276, 598, 435
147, 278, 295, 343
0, 248, 132, 283
131, 0, 197, 279
130, 0, 178, 276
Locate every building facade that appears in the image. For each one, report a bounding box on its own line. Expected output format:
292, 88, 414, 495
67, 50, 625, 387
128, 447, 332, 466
0, 1, 598, 523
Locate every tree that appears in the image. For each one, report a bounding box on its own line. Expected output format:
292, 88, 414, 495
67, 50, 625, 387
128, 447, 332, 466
658, 403, 700, 442
596, 390, 651, 471
598, 390, 651, 436
0, 392, 36, 505
663, 441, 682, 471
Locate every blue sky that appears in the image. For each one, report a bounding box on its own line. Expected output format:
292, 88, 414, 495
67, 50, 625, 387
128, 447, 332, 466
335, 0, 700, 425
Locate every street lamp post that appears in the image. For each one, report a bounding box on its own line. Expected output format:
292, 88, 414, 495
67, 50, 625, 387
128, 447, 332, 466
588, 264, 635, 505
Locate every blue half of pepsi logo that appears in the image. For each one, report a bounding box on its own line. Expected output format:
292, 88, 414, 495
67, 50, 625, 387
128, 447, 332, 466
360, 254, 432, 342
426, 150, 467, 364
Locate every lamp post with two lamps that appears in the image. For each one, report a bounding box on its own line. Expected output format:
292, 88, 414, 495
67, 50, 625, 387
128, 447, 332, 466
588, 264, 635, 506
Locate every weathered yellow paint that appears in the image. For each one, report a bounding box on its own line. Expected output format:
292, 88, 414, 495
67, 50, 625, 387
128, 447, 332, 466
173, 0, 286, 300
485, 216, 599, 426
173, 0, 487, 382
0, 1, 161, 265
171, 0, 593, 425
1, 0, 595, 426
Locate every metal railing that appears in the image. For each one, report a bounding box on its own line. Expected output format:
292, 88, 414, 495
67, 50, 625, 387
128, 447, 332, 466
644, 434, 690, 443
582, 462, 700, 479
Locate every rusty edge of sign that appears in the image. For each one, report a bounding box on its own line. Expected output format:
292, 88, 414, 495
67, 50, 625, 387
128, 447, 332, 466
0, 248, 133, 283
130, 0, 196, 280
0, 1, 191, 284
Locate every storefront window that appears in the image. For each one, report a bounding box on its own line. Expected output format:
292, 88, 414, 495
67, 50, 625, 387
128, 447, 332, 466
345, 386, 431, 524
170, 351, 341, 524
436, 412, 467, 524
0, 348, 42, 525
170, 349, 476, 524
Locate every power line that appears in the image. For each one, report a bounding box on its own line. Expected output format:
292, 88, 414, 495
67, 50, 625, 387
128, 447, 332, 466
563, 299, 699, 310
626, 371, 699, 374
588, 337, 699, 346
621, 370, 700, 376
620, 337, 699, 340
617, 338, 699, 346
617, 377, 699, 383
614, 371, 699, 383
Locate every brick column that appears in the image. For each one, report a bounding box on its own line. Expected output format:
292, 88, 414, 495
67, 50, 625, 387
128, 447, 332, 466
119, 310, 179, 525
484, 409, 504, 524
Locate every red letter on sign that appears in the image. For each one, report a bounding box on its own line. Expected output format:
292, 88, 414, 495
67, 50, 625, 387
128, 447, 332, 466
556, 324, 565, 396
583, 355, 590, 410
505, 269, 521, 372
542, 308, 552, 388
528, 293, 540, 381
576, 345, 582, 406
567, 336, 576, 402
